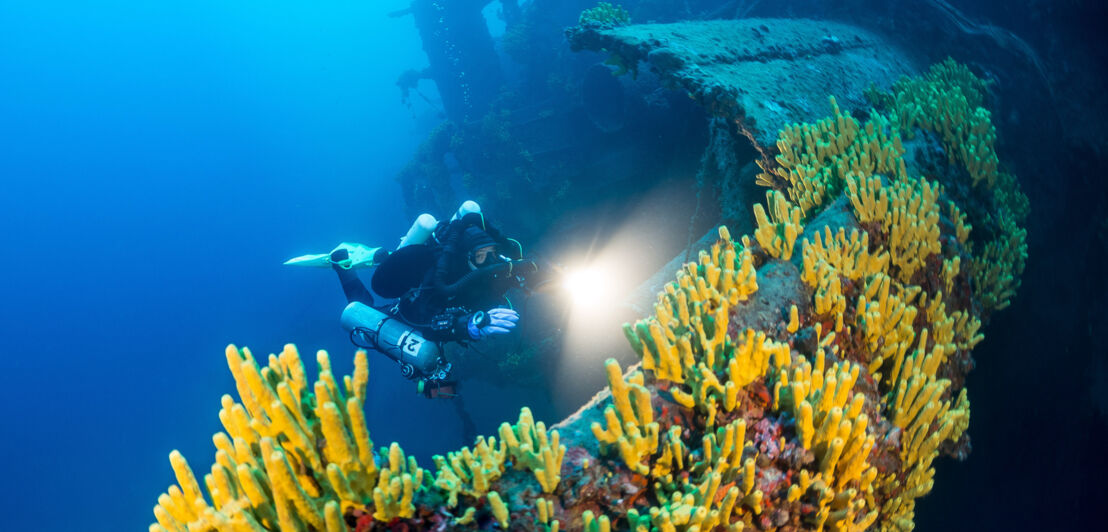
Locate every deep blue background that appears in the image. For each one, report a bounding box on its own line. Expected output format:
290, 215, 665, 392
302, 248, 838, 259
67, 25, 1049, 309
0, 2, 464, 529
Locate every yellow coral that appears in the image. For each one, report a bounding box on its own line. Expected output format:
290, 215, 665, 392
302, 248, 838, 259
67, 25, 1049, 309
624, 226, 770, 420
432, 435, 507, 507
855, 272, 920, 379
803, 227, 890, 283
500, 407, 566, 493
651, 426, 687, 478
728, 328, 790, 390
754, 190, 804, 260
804, 255, 848, 321
455, 506, 477, 525
777, 351, 876, 507
536, 497, 555, 524
487, 491, 510, 528
760, 96, 907, 219
846, 174, 942, 283
582, 510, 612, 532
949, 202, 972, 245
876, 322, 974, 531
372, 443, 423, 520
801, 226, 893, 333
152, 346, 394, 531
751, 61, 1013, 532
591, 359, 659, 475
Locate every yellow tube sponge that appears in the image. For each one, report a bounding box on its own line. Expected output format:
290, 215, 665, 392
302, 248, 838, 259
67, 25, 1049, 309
617, 417, 756, 531
582, 510, 612, 532
775, 352, 878, 528
728, 329, 790, 390
876, 318, 974, 530
501, 407, 567, 493
691, 419, 749, 481
487, 491, 510, 528
372, 468, 418, 520
152, 345, 434, 531
267, 443, 325, 529
623, 234, 784, 431
324, 501, 344, 532
536, 497, 554, 524
759, 96, 907, 218
754, 190, 804, 260
590, 359, 659, 475
847, 174, 942, 283
802, 227, 889, 283
455, 506, 477, 525
432, 435, 507, 506
624, 225, 756, 392
854, 272, 920, 379
651, 426, 687, 478
886, 179, 942, 282
787, 304, 800, 333
949, 202, 972, 245
805, 257, 847, 319
846, 173, 890, 225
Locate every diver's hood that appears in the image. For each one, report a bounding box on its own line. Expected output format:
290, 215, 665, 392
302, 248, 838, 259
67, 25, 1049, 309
461, 225, 496, 253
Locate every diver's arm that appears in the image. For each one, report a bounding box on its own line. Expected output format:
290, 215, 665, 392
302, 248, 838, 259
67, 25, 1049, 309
421, 308, 519, 342
418, 309, 482, 343
418, 325, 462, 343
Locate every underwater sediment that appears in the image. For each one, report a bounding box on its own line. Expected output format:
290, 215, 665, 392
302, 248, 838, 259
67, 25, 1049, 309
149, 16, 1028, 532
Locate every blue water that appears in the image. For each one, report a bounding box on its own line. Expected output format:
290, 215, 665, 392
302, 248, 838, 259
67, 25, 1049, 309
0, 2, 438, 529
2, 1, 1106, 531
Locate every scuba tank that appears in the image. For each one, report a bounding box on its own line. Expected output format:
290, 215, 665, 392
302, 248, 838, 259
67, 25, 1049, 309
340, 302, 451, 382
450, 200, 481, 222
398, 213, 438, 248
396, 200, 483, 249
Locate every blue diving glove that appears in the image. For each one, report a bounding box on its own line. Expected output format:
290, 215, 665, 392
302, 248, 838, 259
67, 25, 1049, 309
467, 308, 520, 340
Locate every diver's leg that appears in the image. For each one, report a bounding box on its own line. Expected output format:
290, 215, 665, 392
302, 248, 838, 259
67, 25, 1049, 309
331, 249, 374, 305
452, 390, 478, 445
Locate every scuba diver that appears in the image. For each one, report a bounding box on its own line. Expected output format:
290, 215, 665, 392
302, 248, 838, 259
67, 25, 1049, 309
286, 201, 542, 400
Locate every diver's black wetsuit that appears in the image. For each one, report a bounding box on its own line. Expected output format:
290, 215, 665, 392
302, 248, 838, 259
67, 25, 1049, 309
333, 215, 518, 343
334, 266, 374, 306
332, 263, 477, 344
333, 215, 519, 442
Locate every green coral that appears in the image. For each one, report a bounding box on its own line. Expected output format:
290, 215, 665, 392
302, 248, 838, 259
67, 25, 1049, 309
579, 2, 631, 28
969, 214, 1028, 311
865, 59, 1027, 313
888, 58, 999, 188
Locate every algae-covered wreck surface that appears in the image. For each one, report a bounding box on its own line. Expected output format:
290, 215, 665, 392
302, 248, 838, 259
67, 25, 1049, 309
149, 14, 1029, 532
569, 18, 916, 147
